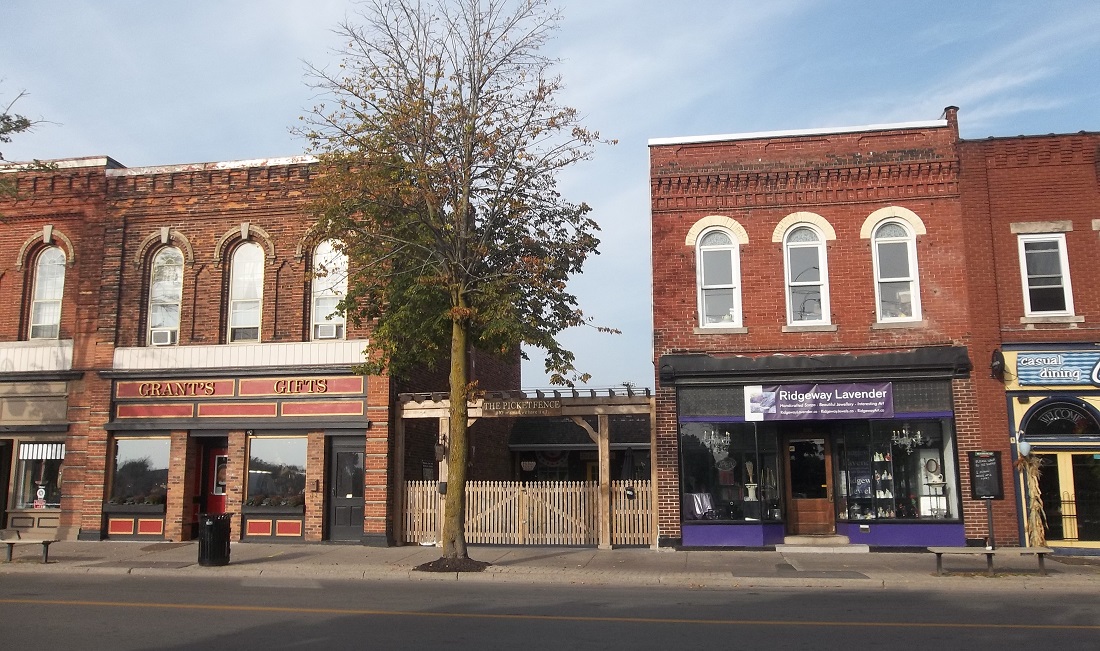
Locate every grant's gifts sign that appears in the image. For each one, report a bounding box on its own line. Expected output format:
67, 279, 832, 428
745, 383, 893, 421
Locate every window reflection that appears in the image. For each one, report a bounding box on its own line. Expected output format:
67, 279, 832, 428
246, 437, 307, 508
109, 438, 170, 506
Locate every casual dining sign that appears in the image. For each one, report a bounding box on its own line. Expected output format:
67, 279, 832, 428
1016, 351, 1100, 386
744, 382, 894, 421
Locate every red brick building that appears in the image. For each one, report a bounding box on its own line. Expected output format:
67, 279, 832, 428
960, 131, 1100, 551
650, 108, 1100, 549
1, 155, 518, 545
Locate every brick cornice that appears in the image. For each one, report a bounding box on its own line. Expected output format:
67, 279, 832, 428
652, 161, 959, 210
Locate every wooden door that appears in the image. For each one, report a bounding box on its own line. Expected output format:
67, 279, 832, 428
785, 437, 835, 535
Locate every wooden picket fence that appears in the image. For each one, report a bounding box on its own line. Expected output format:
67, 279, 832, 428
403, 480, 653, 546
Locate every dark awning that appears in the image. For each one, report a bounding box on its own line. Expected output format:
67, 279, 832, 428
659, 345, 971, 385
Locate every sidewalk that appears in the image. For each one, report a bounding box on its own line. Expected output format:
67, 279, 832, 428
3, 540, 1099, 591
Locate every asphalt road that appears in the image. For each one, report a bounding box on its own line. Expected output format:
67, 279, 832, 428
1, 574, 1097, 649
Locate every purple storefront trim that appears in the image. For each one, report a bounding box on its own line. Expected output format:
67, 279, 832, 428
837, 521, 965, 547
678, 411, 954, 423
681, 521, 965, 548
681, 523, 786, 547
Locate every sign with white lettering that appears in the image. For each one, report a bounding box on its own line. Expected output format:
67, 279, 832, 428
1016, 352, 1100, 386
744, 383, 893, 421
482, 399, 562, 417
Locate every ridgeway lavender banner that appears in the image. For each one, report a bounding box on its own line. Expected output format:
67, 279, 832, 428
744, 383, 893, 421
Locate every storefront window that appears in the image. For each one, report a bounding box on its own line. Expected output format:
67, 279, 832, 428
835, 420, 957, 520
680, 423, 781, 522
246, 437, 307, 508
109, 438, 170, 506
14, 442, 65, 509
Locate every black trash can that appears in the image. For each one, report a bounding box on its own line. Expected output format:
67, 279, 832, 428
197, 513, 232, 566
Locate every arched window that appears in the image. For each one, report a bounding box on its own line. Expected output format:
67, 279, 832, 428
784, 225, 829, 325
147, 247, 184, 345
228, 242, 264, 342
30, 246, 66, 339
697, 229, 742, 327
311, 239, 348, 340
872, 221, 921, 322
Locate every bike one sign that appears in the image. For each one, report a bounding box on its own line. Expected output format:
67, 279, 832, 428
1016, 351, 1100, 386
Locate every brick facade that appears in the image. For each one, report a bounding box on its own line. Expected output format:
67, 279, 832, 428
0, 154, 520, 545
650, 109, 1099, 548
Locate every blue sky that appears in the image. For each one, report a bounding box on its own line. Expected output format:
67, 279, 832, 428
4, 1, 1100, 389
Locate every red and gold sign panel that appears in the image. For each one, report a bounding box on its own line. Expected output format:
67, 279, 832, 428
115, 375, 366, 421
116, 379, 234, 399
197, 402, 278, 418
238, 376, 365, 397
281, 400, 365, 417
117, 404, 195, 419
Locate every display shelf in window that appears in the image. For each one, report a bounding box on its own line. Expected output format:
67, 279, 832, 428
838, 444, 896, 520
871, 447, 896, 518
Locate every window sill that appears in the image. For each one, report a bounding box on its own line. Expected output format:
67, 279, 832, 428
871, 320, 927, 330
104, 503, 167, 514
694, 326, 748, 335
782, 324, 837, 333
1020, 315, 1083, 325
242, 505, 306, 515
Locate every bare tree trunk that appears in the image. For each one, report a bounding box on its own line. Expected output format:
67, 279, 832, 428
440, 292, 470, 559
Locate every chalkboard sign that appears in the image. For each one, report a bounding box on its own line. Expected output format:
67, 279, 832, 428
968, 451, 1003, 500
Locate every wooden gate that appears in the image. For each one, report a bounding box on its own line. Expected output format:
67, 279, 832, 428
403, 480, 653, 546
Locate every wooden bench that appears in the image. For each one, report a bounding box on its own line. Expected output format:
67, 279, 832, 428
928, 546, 1053, 576
1, 528, 60, 564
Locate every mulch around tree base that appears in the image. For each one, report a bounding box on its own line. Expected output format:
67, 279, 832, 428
414, 557, 491, 573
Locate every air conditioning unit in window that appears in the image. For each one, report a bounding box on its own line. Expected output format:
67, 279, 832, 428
150, 328, 176, 346
315, 323, 338, 340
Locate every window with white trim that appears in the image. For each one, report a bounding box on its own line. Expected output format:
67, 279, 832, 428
147, 247, 184, 346
697, 229, 742, 327
14, 441, 65, 509
30, 246, 66, 339
1018, 233, 1073, 316
784, 225, 829, 325
872, 221, 921, 322
311, 239, 348, 340
228, 242, 264, 342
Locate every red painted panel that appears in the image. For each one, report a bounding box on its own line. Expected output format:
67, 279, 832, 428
137, 519, 165, 535
323, 376, 366, 394
246, 520, 273, 536
275, 520, 303, 537
108, 518, 135, 535
281, 400, 365, 417
117, 403, 195, 419
197, 402, 278, 418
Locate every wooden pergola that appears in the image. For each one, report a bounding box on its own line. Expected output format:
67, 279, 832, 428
394, 388, 656, 549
